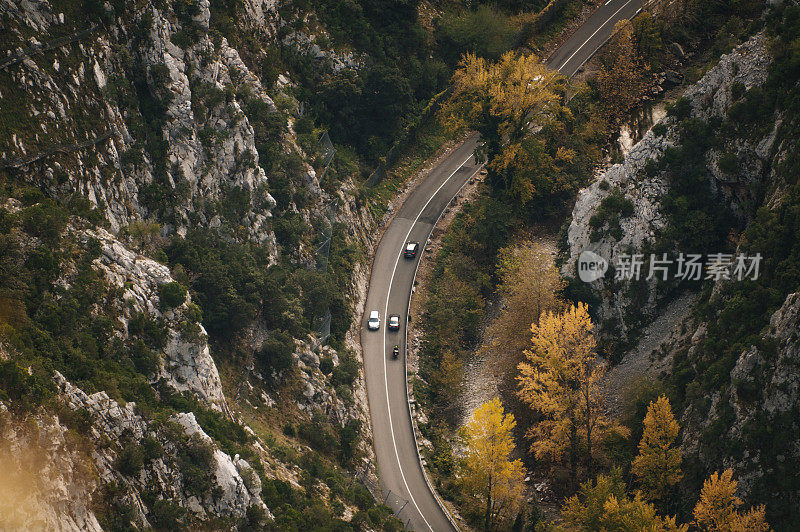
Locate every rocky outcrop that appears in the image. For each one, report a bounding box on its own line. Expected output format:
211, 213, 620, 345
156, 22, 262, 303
282, 30, 363, 73
173, 412, 268, 519
136, 3, 279, 245
563, 34, 773, 338
0, 0, 384, 524
1, 0, 278, 250
0, 403, 103, 532
562, 28, 799, 513
82, 227, 227, 410
55, 373, 270, 526
678, 291, 800, 500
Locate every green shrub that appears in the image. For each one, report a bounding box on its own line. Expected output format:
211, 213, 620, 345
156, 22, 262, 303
339, 419, 361, 463
257, 331, 295, 374
21, 201, 68, 244
159, 282, 187, 309
319, 356, 334, 375
666, 97, 691, 120
728, 87, 771, 126
273, 212, 308, 249
331, 350, 359, 388
0, 360, 53, 411
67, 196, 105, 226
731, 81, 746, 100
588, 190, 634, 241
115, 441, 145, 476
298, 415, 338, 455
436, 6, 519, 63
178, 434, 215, 497
128, 339, 159, 376
143, 436, 163, 461
128, 313, 169, 349
150, 499, 186, 529
718, 153, 739, 174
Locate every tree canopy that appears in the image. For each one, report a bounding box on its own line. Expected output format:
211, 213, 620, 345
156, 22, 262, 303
517, 302, 623, 487
693, 469, 770, 531
459, 398, 527, 530
631, 395, 683, 503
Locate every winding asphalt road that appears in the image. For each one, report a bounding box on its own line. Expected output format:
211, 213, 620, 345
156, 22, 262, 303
360, 1, 643, 530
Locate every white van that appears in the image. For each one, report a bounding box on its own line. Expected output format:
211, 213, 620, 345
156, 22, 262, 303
368, 310, 380, 330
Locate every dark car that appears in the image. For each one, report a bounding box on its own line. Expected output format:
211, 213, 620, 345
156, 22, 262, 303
388, 315, 400, 331
403, 241, 419, 259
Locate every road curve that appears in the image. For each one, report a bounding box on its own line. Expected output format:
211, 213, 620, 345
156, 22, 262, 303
360, 1, 643, 530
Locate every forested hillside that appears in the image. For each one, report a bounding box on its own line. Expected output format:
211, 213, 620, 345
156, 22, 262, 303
3, 0, 798, 530
410, 0, 800, 530
0, 0, 571, 528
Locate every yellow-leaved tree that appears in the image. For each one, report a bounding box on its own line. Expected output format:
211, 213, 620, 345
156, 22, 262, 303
693, 469, 770, 531
561, 473, 687, 531
517, 302, 620, 488
631, 395, 683, 502
429, 349, 464, 420
484, 242, 564, 355
596, 19, 651, 124
459, 398, 526, 530
442, 52, 567, 206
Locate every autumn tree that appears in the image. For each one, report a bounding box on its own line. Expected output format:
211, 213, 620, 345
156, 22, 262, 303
631, 395, 683, 503
442, 52, 568, 206
458, 398, 527, 530
562, 473, 687, 531
484, 242, 564, 355
693, 469, 770, 531
596, 19, 651, 124
517, 302, 618, 488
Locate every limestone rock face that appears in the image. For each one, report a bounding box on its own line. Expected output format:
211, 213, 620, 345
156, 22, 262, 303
679, 291, 800, 498
561, 30, 799, 508
282, 30, 363, 73
51, 375, 270, 526
0, 403, 103, 532
173, 412, 270, 518
82, 227, 226, 409
1, 0, 279, 251
563, 34, 773, 338
0, 0, 380, 524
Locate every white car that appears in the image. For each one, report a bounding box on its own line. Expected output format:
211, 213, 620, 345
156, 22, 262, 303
388, 315, 400, 330
368, 310, 380, 330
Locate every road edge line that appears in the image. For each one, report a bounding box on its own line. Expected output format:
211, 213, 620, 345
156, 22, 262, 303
402, 161, 485, 531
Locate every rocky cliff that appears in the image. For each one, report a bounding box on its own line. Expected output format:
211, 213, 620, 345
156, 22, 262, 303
563, 24, 800, 525
0, 0, 386, 528
563, 33, 773, 343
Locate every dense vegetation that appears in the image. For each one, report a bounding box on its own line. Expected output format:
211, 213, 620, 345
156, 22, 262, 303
3, 0, 797, 528
0, 192, 161, 408
665, 5, 800, 526
411, 0, 795, 528
283, 0, 583, 164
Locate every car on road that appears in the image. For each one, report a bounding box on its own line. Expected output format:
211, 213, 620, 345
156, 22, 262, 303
388, 315, 400, 330
368, 310, 380, 330
403, 241, 419, 259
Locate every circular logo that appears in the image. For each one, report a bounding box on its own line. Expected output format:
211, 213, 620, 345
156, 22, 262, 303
578, 250, 608, 283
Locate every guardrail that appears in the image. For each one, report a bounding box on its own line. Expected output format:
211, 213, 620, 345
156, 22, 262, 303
369, 2, 654, 526
401, 158, 485, 532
